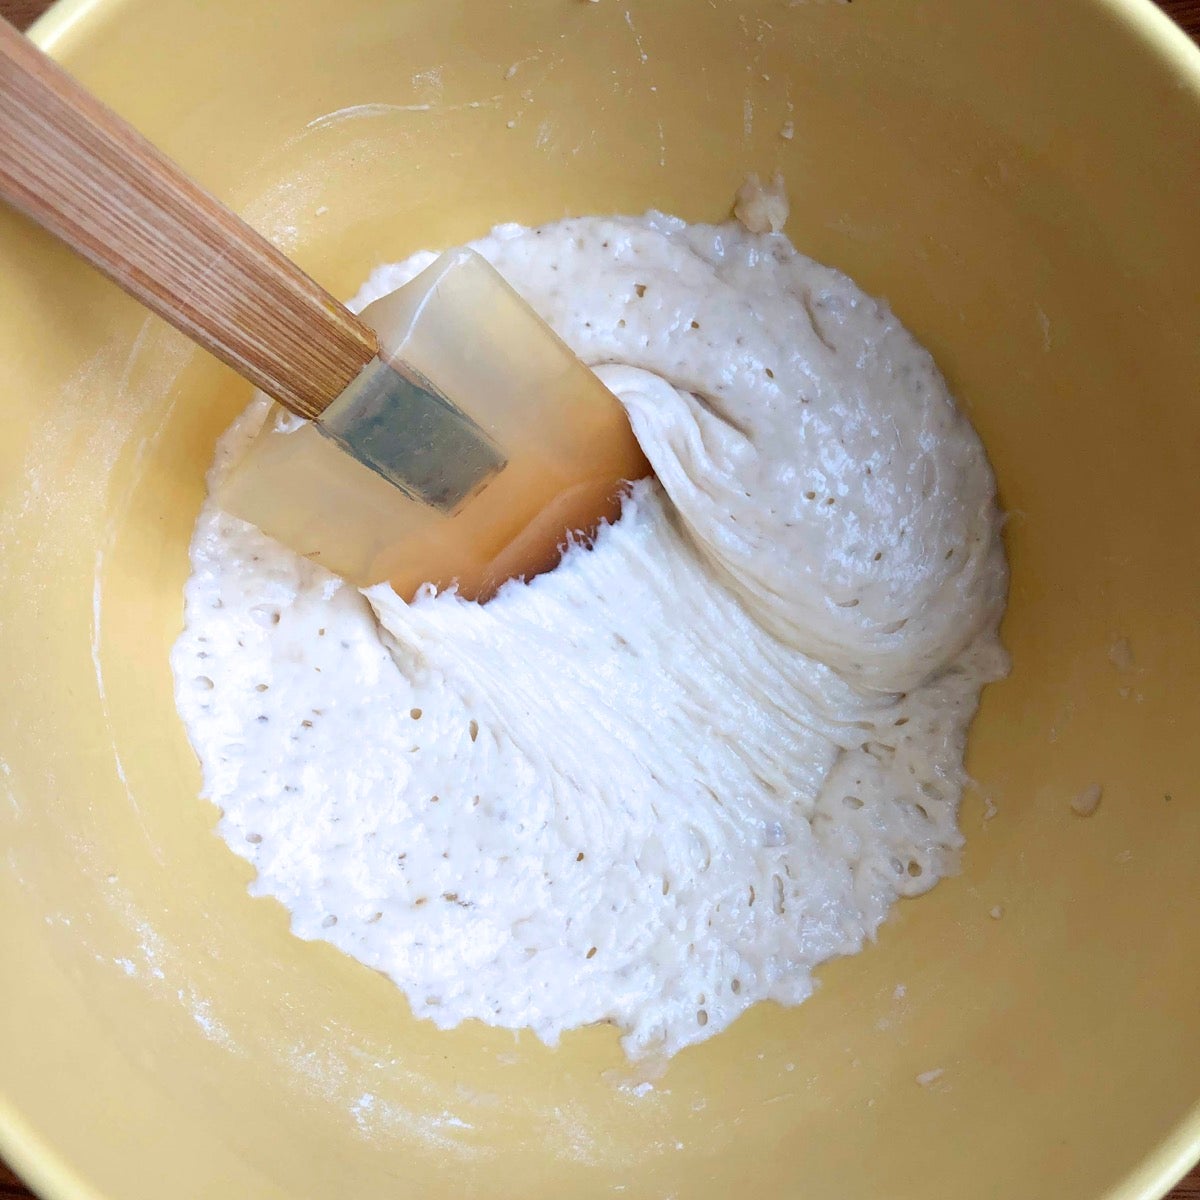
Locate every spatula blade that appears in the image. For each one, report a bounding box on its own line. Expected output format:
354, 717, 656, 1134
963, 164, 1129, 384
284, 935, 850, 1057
218, 249, 650, 600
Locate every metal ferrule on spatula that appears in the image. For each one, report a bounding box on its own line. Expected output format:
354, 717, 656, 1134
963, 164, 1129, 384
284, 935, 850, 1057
319, 351, 506, 514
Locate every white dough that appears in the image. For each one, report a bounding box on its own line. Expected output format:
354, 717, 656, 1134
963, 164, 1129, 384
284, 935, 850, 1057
172, 212, 1008, 1058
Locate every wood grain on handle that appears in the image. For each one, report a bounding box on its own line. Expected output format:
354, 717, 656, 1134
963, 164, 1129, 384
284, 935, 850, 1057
0, 17, 379, 420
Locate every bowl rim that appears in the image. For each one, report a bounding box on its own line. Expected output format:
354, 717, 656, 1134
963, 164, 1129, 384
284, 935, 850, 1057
1, 0, 1199, 1197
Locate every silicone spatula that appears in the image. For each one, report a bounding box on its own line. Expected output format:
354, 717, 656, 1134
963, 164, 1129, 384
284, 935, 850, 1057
0, 18, 649, 601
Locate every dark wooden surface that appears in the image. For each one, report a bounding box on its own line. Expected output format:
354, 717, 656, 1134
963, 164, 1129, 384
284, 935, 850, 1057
1, 0, 1198, 1196
0, 0, 41, 28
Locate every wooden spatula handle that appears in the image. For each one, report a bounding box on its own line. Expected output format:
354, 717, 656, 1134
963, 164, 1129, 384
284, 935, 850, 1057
0, 17, 378, 420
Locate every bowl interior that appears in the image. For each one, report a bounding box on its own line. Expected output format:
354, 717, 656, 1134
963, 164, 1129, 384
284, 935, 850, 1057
1, 1, 1199, 1198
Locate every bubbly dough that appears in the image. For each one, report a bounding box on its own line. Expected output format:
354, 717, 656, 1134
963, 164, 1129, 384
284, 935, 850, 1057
172, 212, 1007, 1058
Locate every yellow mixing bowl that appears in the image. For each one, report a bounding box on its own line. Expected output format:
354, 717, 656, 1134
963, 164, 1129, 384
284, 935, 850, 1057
2, 1, 1198, 1197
